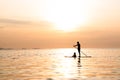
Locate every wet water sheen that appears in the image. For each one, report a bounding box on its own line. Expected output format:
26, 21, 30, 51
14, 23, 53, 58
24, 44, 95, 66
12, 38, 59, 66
0, 48, 120, 80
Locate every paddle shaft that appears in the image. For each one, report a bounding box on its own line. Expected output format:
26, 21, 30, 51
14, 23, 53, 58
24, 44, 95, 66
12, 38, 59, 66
81, 51, 87, 56
73, 46, 88, 56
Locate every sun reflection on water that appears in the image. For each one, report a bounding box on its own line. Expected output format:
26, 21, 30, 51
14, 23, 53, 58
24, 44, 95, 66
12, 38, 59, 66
52, 48, 82, 79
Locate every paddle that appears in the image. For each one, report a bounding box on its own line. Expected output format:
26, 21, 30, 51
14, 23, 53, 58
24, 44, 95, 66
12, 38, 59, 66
81, 51, 92, 58
73, 46, 91, 57
81, 51, 87, 56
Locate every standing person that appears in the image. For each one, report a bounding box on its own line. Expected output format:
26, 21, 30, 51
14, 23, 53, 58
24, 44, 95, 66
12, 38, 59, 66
74, 41, 81, 57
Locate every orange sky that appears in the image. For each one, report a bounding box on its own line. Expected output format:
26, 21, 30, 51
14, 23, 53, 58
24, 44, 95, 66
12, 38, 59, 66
0, 0, 120, 48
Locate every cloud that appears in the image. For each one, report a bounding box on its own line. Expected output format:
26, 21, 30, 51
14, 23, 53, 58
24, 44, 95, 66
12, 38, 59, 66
0, 18, 30, 24
0, 26, 5, 29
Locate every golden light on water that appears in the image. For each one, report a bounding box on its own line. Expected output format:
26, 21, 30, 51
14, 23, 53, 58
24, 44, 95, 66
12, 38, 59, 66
52, 48, 81, 78
0, 49, 120, 80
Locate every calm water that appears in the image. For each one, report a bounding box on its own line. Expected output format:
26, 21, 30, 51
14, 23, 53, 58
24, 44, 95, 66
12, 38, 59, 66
0, 48, 120, 80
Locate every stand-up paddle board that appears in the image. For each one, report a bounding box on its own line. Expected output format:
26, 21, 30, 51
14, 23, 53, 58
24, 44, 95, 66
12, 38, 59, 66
64, 56, 92, 58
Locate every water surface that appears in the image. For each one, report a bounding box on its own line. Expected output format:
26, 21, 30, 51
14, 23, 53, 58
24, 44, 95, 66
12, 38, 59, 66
0, 48, 120, 80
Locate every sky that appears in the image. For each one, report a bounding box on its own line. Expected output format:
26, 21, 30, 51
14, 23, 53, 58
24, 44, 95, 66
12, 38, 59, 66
0, 0, 120, 48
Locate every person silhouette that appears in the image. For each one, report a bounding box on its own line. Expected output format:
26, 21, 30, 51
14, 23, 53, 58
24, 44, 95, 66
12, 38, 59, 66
74, 41, 81, 57
72, 52, 77, 58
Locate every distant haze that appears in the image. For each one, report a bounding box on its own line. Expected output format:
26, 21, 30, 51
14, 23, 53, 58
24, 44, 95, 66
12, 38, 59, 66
0, 0, 120, 48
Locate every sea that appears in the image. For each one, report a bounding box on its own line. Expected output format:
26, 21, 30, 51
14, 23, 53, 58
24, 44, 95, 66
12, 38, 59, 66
0, 48, 120, 80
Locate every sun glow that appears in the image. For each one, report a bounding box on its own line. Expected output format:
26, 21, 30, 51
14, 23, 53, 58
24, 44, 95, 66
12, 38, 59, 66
43, 0, 88, 31
52, 14, 86, 31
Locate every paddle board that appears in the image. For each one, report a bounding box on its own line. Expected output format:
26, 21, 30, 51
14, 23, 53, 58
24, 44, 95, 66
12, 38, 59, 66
64, 56, 92, 58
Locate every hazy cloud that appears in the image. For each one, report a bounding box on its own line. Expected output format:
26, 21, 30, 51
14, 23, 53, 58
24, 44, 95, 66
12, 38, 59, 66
0, 18, 30, 24
0, 26, 5, 29
0, 26, 3, 28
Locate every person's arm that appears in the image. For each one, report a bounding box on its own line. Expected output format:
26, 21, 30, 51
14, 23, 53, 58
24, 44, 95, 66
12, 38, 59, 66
73, 44, 77, 47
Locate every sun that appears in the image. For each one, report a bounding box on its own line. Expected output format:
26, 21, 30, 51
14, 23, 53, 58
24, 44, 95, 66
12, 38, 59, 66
43, 0, 88, 32
53, 16, 85, 32
52, 19, 77, 31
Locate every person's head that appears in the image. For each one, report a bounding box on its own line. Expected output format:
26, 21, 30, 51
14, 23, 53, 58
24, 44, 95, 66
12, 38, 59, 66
74, 52, 76, 55
77, 41, 79, 44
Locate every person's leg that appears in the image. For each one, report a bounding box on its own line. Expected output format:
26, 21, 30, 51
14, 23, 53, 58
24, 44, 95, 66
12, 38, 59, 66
78, 49, 80, 57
